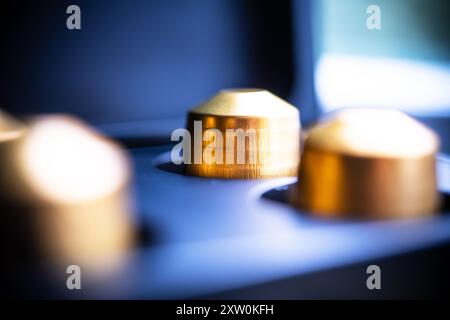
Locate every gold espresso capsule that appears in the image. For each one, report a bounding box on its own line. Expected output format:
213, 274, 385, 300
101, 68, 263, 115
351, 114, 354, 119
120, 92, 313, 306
295, 108, 440, 219
185, 89, 301, 179
0, 115, 134, 268
0, 109, 25, 142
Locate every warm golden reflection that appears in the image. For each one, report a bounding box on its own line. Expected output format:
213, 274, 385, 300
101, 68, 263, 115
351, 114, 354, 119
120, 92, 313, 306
294, 108, 440, 219
0, 109, 25, 142
0, 115, 134, 269
185, 89, 301, 179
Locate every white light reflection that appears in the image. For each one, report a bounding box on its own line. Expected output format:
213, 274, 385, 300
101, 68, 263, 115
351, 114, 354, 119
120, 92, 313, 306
21, 116, 129, 204
316, 54, 450, 116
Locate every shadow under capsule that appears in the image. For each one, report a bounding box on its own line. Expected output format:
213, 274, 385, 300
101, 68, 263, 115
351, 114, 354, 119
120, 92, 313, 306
261, 183, 450, 218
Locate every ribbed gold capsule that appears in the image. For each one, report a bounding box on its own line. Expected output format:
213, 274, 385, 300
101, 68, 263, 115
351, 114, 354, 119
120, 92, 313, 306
185, 89, 301, 179
294, 108, 440, 219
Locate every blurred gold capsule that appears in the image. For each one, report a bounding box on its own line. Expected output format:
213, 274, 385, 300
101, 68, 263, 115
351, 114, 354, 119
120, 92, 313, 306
185, 89, 301, 179
0, 115, 134, 268
0, 109, 25, 142
294, 108, 440, 219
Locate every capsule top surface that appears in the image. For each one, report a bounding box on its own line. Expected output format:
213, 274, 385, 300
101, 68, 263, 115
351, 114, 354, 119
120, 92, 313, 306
190, 88, 299, 118
306, 108, 439, 158
18, 115, 129, 204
